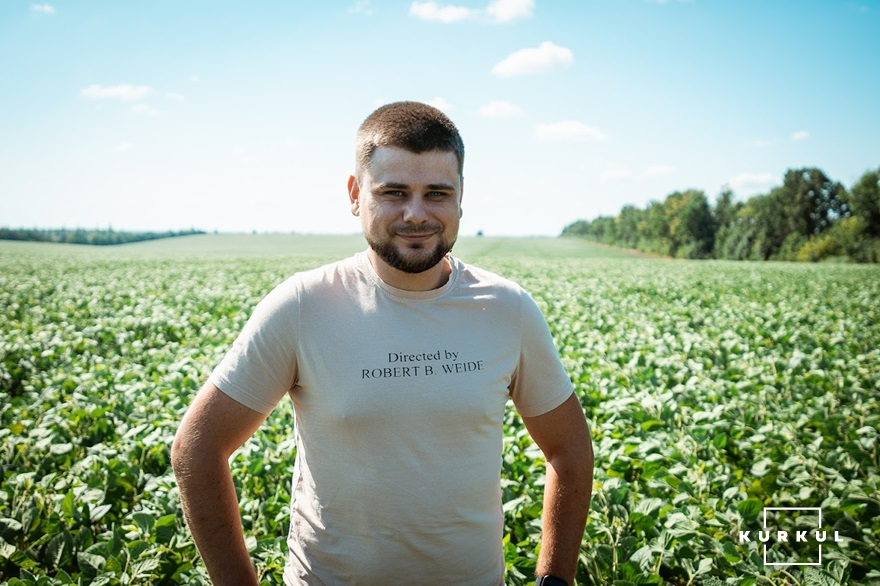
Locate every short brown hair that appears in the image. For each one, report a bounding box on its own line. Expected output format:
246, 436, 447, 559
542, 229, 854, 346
355, 101, 465, 180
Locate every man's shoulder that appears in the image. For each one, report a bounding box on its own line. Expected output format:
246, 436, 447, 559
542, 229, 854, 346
453, 257, 529, 299
264, 253, 365, 304
293, 252, 364, 285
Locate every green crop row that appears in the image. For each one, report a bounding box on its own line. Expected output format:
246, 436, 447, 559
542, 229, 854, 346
1, 243, 878, 585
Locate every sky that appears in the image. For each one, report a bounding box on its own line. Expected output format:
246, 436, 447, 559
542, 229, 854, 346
2, 1, 879, 237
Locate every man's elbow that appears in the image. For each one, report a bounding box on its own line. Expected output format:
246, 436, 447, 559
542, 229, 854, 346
549, 427, 594, 481
566, 440, 594, 478
170, 426, 194, 480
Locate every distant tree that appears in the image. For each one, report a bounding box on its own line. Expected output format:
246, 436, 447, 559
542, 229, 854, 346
778, 167, 847, 237
713, 193, 777, 260
590, 216, 618, 244
713, 186, 739, 230
615, 205, 643, 249
663, 190, 716, 258
847, 167, 880, 237
713, 187, 746, 260
0, 227, 206, 246
798, 167, 880, 262
561, 220, 590, 238
559, 166, 876, 263
641, 201, 671, 256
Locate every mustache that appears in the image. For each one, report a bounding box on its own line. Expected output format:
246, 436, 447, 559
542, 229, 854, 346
393, 224, 442, 236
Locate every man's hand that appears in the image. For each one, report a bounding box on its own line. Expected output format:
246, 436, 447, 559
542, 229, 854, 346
171, 381, 269, 585
522, 393, 594, 584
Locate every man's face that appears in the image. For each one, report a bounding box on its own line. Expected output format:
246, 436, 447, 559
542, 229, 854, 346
349, 146, 462, 277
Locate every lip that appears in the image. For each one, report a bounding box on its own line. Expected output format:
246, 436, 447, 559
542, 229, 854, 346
396, 231, 437, 242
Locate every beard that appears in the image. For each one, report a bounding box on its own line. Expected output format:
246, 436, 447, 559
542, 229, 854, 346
366, 226, 456, 274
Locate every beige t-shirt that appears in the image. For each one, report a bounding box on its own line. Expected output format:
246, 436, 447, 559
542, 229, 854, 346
210, 251, 573, 585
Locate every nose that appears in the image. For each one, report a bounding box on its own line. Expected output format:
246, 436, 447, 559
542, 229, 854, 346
402, 194, 429, 224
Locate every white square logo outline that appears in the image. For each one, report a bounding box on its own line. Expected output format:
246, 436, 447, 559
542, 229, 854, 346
762, 507, 822, 566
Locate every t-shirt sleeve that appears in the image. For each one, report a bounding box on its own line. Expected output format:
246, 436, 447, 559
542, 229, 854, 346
209, 277, 300, 414
509, 290, 574, 418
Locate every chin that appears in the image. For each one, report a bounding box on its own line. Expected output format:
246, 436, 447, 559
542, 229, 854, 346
368, 237, 451, 275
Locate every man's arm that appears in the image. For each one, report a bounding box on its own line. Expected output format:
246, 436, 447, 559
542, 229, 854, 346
521, 393, 594, 584
171, 381, 270, 586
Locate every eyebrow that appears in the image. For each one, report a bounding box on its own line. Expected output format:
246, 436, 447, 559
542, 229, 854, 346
375, 182, 456, 191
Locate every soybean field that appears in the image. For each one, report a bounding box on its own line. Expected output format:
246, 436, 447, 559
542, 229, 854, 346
1, 234, 878, 585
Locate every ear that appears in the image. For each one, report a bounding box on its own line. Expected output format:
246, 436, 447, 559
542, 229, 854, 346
459, 177, 464, 218
347, 175, 360, 217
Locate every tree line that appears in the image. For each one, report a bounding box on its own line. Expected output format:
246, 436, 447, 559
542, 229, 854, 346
0, 227, 205, 246
561, 166, 880, 262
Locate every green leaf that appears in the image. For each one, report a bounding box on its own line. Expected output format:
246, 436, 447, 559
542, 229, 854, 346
127, 539, 151, 558
43, 531, 71, 568
0, 535, 16, 559
750, 458, 773, 477
90, 503, 112, 522
722, 540, 742, 563
633, 497, 663, 516
153, 513, 177, 544
640, 419, 663, 431
696, 558, 712, 575
803, 566, 841, 586
61, 490, 76, 522
630, 544, 654, 572
738, 498, 763, 521
10, 548, 41, 570
0, 517, 23, 538
77, 550, 106, 575
132, 556, 161, 577
50, 442, 74, 455
630, 512, 656, 533
132, 512, 155, 534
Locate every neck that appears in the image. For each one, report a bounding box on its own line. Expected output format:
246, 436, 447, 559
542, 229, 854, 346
367, 249, 451, 291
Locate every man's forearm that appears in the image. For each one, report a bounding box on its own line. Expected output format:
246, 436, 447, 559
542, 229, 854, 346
535, 446, 594, 583
173, 450, 259, 586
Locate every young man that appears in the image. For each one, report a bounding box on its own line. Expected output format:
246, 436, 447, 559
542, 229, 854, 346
171, 101, 594, 585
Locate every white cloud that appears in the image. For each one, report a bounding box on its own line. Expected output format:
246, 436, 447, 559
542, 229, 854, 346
791, 130, 810, 141
601, 167, 632, 182
30, 4, 55, 15
166, 92, 186, 102
131, 103, 165, 117
478, 100, 524, 118
727, 172, 776, 194
644, 164, 674, 177
409, 0, 532, 23
535, 120, 606, 141
491, 41, 573, 77
81, 84, 153, 101
349, 0, 373, 15
409, 1, 474, 23
116, 142, 133, 153
485, 0, 533, 22
427, 97, 455, 112
598, 164, 673, 183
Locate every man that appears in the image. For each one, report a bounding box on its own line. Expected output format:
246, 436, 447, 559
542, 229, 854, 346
171, 101, 594, 585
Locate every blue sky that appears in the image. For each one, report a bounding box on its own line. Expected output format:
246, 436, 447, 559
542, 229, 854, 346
2, 0, 878, 236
